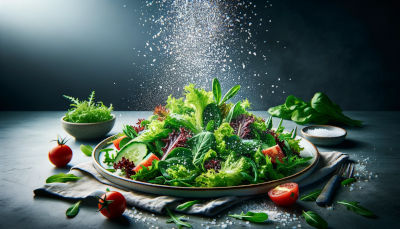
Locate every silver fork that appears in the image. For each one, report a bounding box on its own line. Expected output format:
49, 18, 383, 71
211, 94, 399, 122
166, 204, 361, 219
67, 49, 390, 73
316, 161, 355, 206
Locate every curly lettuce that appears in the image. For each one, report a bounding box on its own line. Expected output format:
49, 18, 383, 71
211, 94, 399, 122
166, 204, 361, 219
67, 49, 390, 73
133, 119, 171, 142
214, 122, 235, 155
195, 154, 251, 187
184, 84, 213, 130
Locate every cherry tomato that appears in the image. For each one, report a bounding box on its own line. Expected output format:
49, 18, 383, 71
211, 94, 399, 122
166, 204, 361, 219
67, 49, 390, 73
112, 136, 127, 150
133, 153, 160, 172
262, 145, 285, 163
48, 136, 72, 167
268, 182, 299, 206
98, 191, 126, 219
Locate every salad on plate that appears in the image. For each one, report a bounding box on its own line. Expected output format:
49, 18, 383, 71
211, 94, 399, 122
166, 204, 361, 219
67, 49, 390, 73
102, 78, 312, 187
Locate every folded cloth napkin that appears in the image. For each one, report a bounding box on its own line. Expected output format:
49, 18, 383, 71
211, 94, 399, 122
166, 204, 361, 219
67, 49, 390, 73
34, 151, 348, 216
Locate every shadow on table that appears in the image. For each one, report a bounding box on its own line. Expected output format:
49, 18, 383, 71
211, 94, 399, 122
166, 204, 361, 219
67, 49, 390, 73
335, 139, 367, 149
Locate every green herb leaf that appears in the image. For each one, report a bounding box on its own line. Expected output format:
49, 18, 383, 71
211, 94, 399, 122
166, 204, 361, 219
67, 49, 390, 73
229, 211, 268, 223
165, 207, 192, 228
46, 173, 81, 183
337, 200, 376, 218
102, 149, 116, 166
220, 85, 241, 104
212, 78, 222, 104
80, 144, 93, 157
176, 200, 200, 211
66, 201, 81, 218
300, 189, 322, 201
341, 178, 356, 186
302, 210, 328, 229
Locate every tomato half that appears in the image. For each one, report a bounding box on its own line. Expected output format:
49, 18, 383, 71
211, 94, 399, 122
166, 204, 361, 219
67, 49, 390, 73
268, 182, 299, 206
133, 153, 160, 172
98, 191, 127, 219
262, 145, 285, 163
48, 142, 72, 167
112, 136, 127, 150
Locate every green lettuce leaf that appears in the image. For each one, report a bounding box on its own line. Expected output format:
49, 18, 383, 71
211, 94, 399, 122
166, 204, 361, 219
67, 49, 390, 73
184, 84, 213, 130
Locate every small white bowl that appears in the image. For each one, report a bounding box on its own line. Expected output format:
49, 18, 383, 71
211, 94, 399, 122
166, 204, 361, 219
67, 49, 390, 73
61, 114, 116, 140
301, 125, 347, 146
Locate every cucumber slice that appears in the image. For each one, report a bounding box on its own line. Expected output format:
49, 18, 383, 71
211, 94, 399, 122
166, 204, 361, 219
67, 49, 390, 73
114, 141, 148, 165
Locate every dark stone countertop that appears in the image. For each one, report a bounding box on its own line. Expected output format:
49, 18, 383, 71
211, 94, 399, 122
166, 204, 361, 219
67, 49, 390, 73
1, 111, 399, 229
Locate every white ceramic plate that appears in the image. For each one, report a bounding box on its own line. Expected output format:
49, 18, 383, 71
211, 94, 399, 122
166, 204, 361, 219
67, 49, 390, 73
92, 136, 319, 198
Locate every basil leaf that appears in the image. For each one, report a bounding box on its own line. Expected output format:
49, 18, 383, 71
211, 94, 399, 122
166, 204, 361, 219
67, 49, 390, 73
66, 201, 81, 218
46, 173, 81, 183
165, 207, 192, 228
229, 211, 268, 223
220, 85, 240, 104
337, 200, 376, 218
212, 78, 222, 104
341, 178, 356, 186
189, 132, 216, 170
302, 210, 328, 229
80, 144, 93, 157
300, 189, 322, 201
176, 200, 200, 211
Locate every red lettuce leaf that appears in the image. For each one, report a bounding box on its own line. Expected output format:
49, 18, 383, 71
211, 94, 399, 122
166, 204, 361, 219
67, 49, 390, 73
161, 127, 192, 160
230, 114, 255, 139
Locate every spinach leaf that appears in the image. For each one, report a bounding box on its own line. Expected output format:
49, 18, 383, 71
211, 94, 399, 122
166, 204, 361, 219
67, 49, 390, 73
302, 210, 328, 229
80, 144, 93, 157
166, 207, 192, 228
46, 173, 81, 183
66, 201, 81, 218
203, 103, 222, 131
188, 132, 216, 170
220, 85, 241, 105
176, 200, 200, 211
300, 189, 322, 201
311, 92, 362, 127
268, 104, 292, 120
212, 78, 222, 104
229, 211, 268, 223
337, 200, 376, 218
341, 178, 356, 186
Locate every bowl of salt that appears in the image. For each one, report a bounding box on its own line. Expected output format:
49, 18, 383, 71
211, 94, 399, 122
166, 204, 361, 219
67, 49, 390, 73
301, 125, 347, 146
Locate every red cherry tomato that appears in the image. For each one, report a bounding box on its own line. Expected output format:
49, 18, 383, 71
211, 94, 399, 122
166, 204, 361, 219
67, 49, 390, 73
268, 182, 299, 206
112, 136, 127, 150
48, 136, 72, 167
133, 153, 160, 172
98, 191, 126, 219
262, 145, 285, 163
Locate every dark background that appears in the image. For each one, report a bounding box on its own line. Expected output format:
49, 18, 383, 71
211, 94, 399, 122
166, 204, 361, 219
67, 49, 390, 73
1, 0, 399, 111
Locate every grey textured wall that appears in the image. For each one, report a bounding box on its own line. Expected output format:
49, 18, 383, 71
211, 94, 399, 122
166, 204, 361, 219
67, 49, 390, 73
0, 0, 399, 111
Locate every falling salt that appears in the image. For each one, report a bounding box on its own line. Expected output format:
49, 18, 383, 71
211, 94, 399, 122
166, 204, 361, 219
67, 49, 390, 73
306, 128, 345, 137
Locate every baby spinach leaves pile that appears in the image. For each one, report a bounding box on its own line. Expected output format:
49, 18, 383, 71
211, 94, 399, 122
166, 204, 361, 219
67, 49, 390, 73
268, 93, 362, 126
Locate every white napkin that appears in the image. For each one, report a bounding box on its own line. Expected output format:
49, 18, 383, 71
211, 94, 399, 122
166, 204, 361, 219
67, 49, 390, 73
34, 151, 348, 216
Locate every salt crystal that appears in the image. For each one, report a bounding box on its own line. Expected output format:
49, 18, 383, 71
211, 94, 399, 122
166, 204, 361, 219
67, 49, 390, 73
306, 128, 345, 137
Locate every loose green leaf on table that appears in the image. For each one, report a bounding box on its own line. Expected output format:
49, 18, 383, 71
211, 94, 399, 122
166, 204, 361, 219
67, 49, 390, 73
176, 200, 200, 211
66, 201, 81, 218
341, 178, 357, 186
300, 189, 322, 201
337, 200, 376, 218
80, 144, 93, 157
229, 211, 268, 223
46, 173, 81, 183
165, 207, 192, 228
302, 210, 328, 229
